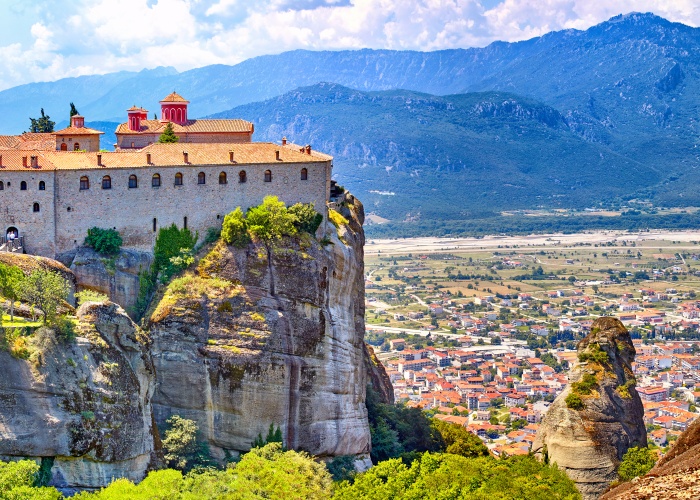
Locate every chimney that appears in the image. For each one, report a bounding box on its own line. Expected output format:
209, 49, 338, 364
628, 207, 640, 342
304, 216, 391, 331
275, 150, 280, 161
30, 156, 38, 168
146, 153, 152, 164
183, 151, 189, 163
282, 137, 287, 146
305, 145, 311, 155
22, 156, 27, 167
97, 154, 102, 166
229, 150, 234, 162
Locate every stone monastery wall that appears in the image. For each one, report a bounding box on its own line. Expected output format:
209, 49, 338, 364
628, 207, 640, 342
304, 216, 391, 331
0, 157, 330, 258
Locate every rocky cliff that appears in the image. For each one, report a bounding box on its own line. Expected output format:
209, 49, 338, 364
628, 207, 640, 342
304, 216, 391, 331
0, 300, 159, 490
602, 417, 700, 499
148, 194, 372, 465
61, 248, 153, 316
534, 317, 646, 499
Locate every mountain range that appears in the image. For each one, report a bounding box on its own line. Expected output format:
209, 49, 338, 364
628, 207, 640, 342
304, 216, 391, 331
3, 12, 700, 235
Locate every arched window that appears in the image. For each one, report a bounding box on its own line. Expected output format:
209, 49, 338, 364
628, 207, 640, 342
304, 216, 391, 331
219, 172, 227, 184
80, 176, 89, 190
174, 172, 183, 186
239, 170, 247, 183
102, 175, 111, 189
0, 182, 4, 190
152, 173, 161, 187
60, 143, 67, 151
74, 143, 80, 151
38, 181, 45, 190
33, 203, 40, 213
264, 170, 272, 182
198, 172, 206, 185
20, 181, 27, 191
129, 175, 138, 188
301, 168, 308, 181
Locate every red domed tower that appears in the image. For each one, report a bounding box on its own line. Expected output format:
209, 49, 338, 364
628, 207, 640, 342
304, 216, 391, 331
127, 106, 148, 131
160, 92, 189, 125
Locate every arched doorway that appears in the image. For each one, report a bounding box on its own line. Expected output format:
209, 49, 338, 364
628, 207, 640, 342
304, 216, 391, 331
6, 226, 18, 240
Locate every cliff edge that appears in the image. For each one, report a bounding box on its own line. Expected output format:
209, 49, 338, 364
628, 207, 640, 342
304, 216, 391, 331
0, 300, 159, 490
534, 317, 646, 499
148, 194, 372, 463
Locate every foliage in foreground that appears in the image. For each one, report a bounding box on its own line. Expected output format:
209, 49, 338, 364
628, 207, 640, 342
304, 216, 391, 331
161, 416, 212, 473
334, 452, 580, 500
617, 446, 656, 482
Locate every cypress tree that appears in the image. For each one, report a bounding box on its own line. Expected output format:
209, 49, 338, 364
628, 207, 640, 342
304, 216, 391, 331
158, 122, 179, 143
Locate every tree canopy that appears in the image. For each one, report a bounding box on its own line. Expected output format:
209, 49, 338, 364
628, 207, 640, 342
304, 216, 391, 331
18, 269, 69, 324
618, 446, 656, 482
246, 196, 297, 244
29, 108, 55, 133
70, 103, 79, 118
0, 262, 25, 321
158, 122, 179, 143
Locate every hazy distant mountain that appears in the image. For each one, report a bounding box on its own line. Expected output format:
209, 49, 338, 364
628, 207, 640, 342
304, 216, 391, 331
1, 12, 697, 137
212, 83, 658, 221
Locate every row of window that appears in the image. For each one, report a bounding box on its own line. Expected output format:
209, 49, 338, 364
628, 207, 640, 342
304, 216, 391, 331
79, 168, 309, 190
59, 143, 81, 151
0, 181, 45, 191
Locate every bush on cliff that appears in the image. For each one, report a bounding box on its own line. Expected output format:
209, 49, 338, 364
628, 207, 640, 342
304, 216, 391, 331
18, 268, 70, 324
84, 227, 122, 255
618, 446, 656, 482
221, 207, 250, 247
333, 452, 580, 500
289, 202, 323, 235
431, 419, 489, 459
161, 415, 213, 473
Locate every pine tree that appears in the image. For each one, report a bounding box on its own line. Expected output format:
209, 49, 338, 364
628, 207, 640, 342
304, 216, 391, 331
153, 113, 157, 120
158, 122, 179, 143
69, 102, 79, 117
28, 109, 55, 133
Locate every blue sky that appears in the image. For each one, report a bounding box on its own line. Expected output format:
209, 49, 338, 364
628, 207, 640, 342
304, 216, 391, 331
0, 0, 697, 91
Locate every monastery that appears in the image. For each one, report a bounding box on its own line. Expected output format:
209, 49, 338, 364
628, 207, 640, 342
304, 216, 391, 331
0, 93, 332, 258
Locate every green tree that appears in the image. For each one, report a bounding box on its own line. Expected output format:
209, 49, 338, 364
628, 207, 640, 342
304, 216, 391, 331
0, 459, 61, 499
158, 122, 179, 143
153, 224, 198, 277
431, 420, 489, 458
334, 453, 579, 500
252, 423, 284, 449
84, 227, 122, 255
29, 108, 55, 133
0, 262, 25, 321
161, 415, 211, 472
246, 196, 297, 296
618, 446, 656, 482
221, 207, 250, 247
69, 102, 79, 118
288, 202, 323, 235
18, 269, 69, 324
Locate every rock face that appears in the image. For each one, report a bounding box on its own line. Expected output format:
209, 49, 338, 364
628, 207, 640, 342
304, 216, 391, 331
65, 248, 153, 316
0, 301, 159, 490
602, 417, 700, 499
364, 343, 394, 405
533, 317, 646, 499
149, 194, 371, 463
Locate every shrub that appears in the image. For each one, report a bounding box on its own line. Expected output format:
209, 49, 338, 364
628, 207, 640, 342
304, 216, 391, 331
618, 446, 656, 481
153, 224, 198, 273
161, 415, 212, 472
289, 202, 323, 235
246, 196, 297, 243
204, 227, 221, 245
572, 373, 598, 395
565, 392, 584, 410
252, 423, 283, 449
327, 455, 356, 482
578, 343, 609, 364
221, 207, 250, 247
84, 227, 122, 255
53, 316, 76, 343
328, 208, 348, 228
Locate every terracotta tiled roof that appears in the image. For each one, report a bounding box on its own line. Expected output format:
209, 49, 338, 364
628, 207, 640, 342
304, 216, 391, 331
55, 126, 104, 136
115, 119, 253, 135
160, 92, 188, 103
0, 136, 20, 149
127, 106, 145, 112
0, 143, 330, 171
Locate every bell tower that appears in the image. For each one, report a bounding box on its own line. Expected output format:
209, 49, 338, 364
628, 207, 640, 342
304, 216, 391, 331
160, 92, 189, 125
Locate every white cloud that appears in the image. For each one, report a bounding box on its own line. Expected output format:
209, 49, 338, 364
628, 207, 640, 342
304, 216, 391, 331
0, 0, 699, 90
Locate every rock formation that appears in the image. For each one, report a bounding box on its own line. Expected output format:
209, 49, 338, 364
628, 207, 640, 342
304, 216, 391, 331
148, 194, 372, 465
63, 248, 153, 315
533, 317, 646, 499
602, 417, 700, 499
0, 301, 159, 490
364, 343, 394, 405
